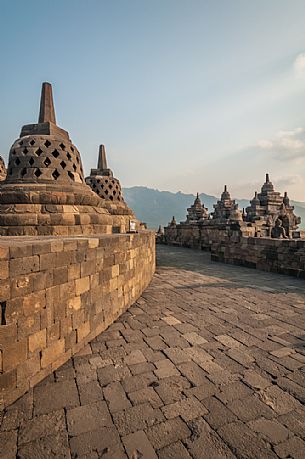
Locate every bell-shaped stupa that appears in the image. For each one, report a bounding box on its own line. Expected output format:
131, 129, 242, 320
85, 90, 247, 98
85, 144, 136, 232
0, 82, 114, 236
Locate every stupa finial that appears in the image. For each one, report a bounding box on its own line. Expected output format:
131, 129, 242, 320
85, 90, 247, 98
98, 145, 107, 170
38, 82, 56, 124
266, 173, 270, 183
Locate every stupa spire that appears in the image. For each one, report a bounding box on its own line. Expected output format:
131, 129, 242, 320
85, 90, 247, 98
38, 82, 56, 124
98, 145, 108, 170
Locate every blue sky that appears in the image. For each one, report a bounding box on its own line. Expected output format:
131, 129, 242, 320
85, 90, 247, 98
1, 0, 305, 200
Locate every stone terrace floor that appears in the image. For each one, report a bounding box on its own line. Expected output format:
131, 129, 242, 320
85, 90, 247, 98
2, 245, 305, 459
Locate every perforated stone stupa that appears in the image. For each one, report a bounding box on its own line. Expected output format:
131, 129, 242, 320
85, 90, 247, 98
0, 82, 116, 236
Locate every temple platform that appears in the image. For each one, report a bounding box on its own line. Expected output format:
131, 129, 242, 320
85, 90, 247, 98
1, 245, 305, 458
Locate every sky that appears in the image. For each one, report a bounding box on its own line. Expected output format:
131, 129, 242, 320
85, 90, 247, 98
1, 0, 305, 201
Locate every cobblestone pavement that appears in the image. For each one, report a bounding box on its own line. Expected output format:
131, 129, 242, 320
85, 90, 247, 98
2, 245, 305, 459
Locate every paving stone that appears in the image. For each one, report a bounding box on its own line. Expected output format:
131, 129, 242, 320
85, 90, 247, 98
227, 394, 275, 421
183, 332, 208, 345
274, 436, 305, 459
69, 426, 121, 457
34, 379, 79, 415
129, 387, 163, 408
0, 430, 17, 459
248, 418, 290, 444
18, 409, 65, 445
178, 361, 208, 386
17, 431, 70, 459
184, 377, 217, 400
78, 380, 104, 405
215, 335, 243, 349
162, 315, 181, 326
145, 336, 167, 351
218, 421, 278, 459
155, 375, 191, 404
162, 396, 207, 421
217, 381, 253, 404
97, 364, 131, 387
243, 369, 272, 390
122, 430, 158, 459
146, 417, 191, 450
113, 403, 164, 436
164, 347, 191, 364
278, 410, 305, 437
103, 382, 131, 413
259, 385, 301, 415
67, 401, 112, 436
129, 362, 155, 375
186, 417, 236, 459
124, 350, 147, 366
203, 396, 238, 430
122, 371, 158, 393
158, 440, 192, 459
154, 358, 180, 378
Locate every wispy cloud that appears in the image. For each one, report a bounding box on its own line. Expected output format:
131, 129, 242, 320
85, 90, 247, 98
257, 127, 305, 161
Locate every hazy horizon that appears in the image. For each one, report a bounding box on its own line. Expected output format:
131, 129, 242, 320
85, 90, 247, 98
1, 0, 305, 200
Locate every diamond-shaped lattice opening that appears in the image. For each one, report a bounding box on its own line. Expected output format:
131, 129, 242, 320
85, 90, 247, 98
15, 158, 21, 166
109, 184, 113, 190
21, 168, 27, 177
93, 184, 96, 189
44, 140, 51, 148
72, 164, 77, 171
29, 158, 34, 166
52, 169, 60, 180
52, 149, 59, 158
111, 180, 115, 185
105, 179, 109, 184
34, 168, 42, 178
8, 168, 13, 176
59, 143, 66, 150
35, 147, 43, 157
19, 140, 24, 146
44, 157, 51, 167
76, 156, 80, 163
66, 152, 72, 161
115, 185, 119, 190
11, 149, 16, 155
30, 139, 35, 146
113, 190, 116, 196
71, 146, 74, 152
97, 179, 100, 184
105, 190, 109, 195
68, 171, 74, 180
109, 196, 114, 201
23, 147, 29, 155
101, 184, 104, 189
60, 161, 66, 169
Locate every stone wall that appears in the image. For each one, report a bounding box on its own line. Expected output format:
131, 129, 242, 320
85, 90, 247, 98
0, 231, 155, 408
211, 236, 305, 278
163, 223, 305, 278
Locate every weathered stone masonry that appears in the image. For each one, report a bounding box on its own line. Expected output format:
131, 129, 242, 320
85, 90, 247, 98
0, 82, 156, 409
0, 231, 155, 408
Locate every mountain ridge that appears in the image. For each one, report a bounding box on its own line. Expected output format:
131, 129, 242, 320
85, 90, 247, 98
123, 186, 305, 230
